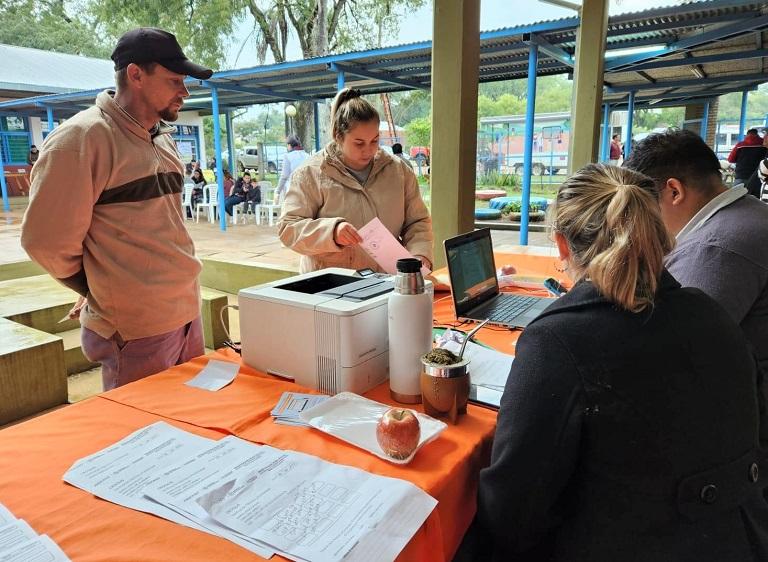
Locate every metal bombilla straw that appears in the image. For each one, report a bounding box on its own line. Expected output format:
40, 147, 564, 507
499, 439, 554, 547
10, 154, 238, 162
457, 319, 489, 360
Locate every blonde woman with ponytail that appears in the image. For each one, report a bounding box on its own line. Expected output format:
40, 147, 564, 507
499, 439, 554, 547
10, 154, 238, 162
467, 164, 768, 562
277, 88, 433, 273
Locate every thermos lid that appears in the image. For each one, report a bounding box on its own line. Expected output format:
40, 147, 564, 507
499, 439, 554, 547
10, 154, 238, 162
396, 258, 422, 273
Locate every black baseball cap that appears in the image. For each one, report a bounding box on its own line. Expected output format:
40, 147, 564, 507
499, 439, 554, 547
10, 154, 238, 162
111, 28, 213, 80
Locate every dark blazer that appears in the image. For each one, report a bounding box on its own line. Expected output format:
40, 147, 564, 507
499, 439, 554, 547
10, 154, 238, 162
475, 271, 768, 562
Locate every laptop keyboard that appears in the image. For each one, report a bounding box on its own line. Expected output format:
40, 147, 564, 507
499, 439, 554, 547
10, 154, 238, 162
474, 294, 538, 323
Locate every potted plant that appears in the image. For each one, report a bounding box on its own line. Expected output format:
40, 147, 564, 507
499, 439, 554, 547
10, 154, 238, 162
501, 202, 545, 222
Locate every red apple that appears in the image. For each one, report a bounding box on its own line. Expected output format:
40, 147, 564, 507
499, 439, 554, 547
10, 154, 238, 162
376, 408, 421, 460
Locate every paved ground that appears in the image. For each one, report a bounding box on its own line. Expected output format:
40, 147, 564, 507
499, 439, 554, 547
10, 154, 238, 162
1, 201, 553, 267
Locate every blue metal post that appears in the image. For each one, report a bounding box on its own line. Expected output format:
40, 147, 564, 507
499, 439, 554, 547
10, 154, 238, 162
520, 43, 538, 246
210, 86, 226, 232
337, 71, 345, 91
600, 103, 611, 162
738, 90, 749, 141
313, 102, 321, 151
700, 101, 710, 140
46, 107, 55, 134
225, 111, 235, 175
0, 139, 8, 212
624, 91, 636, 158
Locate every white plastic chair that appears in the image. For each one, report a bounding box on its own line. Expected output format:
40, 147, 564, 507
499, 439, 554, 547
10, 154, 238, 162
181, 182, 194, 220
256, 181, 281, 227
196, 184, 219, 223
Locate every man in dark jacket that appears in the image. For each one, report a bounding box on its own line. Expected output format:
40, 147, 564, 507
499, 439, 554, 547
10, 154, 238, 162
624, 130, 768, 411
728, 128, 766, 185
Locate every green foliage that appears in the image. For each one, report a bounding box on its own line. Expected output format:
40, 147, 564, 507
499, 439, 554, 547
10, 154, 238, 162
477, 75, 573, 118
633, 107, 684, 132
502, 201, 541, 214
87, 0, 238, 69
478, 171, 519, 189
405, 117, 431, 147
718, 84, 768, 121
0, 0, 110, 57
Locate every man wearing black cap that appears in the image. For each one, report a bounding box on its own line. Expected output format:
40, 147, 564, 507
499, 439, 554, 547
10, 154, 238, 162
22, 28, 215, 390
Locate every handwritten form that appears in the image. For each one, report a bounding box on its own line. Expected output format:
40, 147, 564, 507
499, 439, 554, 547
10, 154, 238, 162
358, 217, 431, 276
197, 447, 437, 562
64, 422, 437, 562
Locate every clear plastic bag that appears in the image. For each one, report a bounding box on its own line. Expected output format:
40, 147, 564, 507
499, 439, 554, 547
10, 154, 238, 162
300, 392, 447, 464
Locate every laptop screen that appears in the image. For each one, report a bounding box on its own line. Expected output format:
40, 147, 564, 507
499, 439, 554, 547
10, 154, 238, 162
444, 229, 499, 317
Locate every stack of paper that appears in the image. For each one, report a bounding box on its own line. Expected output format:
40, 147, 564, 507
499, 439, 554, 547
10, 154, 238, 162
63, 422, 437, 562
0, 503, 70, 561
271, 392, 330, 426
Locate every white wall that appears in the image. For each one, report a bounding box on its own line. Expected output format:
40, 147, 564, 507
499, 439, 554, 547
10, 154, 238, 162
29, 116, 44, 146
178, 110, 205, 164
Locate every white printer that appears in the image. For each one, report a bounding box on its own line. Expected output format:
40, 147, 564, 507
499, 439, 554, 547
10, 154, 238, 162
239, 268, 421, 395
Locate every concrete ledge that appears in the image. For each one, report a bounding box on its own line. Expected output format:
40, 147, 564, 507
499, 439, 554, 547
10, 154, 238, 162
0, 318, 68, 426
0, 260, 45, 282
0, 275, 79, 334
201, 288, 230, 350
475, 220, 549, 232
200, 257, 297, 295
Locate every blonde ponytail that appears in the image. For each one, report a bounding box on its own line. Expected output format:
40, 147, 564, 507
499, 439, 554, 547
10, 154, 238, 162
552, 164, 674, 312
330, 88, 379, 140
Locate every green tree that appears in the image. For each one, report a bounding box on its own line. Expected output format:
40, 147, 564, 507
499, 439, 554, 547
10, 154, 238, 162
243, 0, 427, 147
0, 0, 110, 57
717, 84, 768, 121
87, 0, 238, 69
405, 116, 431, 147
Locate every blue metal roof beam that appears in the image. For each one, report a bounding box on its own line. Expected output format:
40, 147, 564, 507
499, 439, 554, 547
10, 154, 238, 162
199, 81, 317, 103
608, 72, 768, 94
524, 33, 573, 67
619, 48, 768, 73
327, 62, 427, 91
606, 12, 768, 72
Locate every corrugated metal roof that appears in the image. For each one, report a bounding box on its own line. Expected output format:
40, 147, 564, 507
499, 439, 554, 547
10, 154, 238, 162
0, 0, 765, 116
0, 44, 113, 94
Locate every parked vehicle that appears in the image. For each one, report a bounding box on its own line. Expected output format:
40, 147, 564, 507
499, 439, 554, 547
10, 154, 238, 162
236, 146, 279, 173
409, 146, 430, 165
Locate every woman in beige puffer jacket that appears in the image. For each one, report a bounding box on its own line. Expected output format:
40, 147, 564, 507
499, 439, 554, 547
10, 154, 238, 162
277, 89, 433, 273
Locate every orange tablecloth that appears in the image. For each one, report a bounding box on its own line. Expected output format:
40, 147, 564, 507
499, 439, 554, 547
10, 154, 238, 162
0, 251, 555, 562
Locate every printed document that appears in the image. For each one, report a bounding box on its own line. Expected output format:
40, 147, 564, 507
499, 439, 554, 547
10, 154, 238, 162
0, 535, 70, 562
0, 520, 37, 555
358, 217, 430, 276
143, 436, 278, 558
0, 505, 14, 527
63, 422, 274, 558
196, 448, 437, 562
440, 331, 513, 391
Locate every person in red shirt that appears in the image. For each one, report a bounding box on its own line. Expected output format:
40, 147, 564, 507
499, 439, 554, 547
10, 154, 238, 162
609, 134, 623, 164
727, 128, 767, 185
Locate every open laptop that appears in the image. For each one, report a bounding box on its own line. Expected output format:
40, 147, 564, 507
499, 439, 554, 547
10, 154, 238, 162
444, 228, 552, 329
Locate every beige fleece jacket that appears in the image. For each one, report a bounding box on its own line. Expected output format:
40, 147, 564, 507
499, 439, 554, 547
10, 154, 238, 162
21, 91, 201, 340
278, 143, 433, 273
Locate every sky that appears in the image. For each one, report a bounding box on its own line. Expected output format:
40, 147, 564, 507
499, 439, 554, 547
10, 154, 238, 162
224, 0, 678, 68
